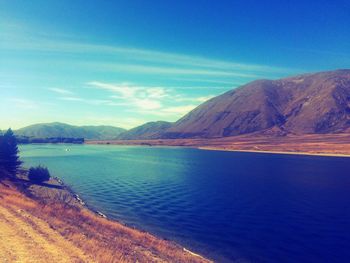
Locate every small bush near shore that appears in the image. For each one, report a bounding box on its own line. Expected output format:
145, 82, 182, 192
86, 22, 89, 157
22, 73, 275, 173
28, 166, 51, 183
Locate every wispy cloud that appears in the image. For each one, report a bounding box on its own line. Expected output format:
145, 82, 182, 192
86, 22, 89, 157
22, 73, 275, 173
173, 94, 215, 103
87, 81, 166, 110
83, 63, 259, 78
1, 37, 275, 72
59, 85, 165, 110
49, 88, 74, 95
171, 77, 244, 85
59, 96, 83, 101
87, 82, 137, 98
135, 105, 198, 118
87, 81, 213, 119
1, 28, 293, 80
132, 98, 162, 110
161, 105, 197, 115
59, 96, 114, 105
1, 24, 296, 128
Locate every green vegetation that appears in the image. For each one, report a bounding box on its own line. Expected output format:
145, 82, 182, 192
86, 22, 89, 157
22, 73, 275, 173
0, 128, 22, 178
16, 136, 84, 144
28, 165, 51, 183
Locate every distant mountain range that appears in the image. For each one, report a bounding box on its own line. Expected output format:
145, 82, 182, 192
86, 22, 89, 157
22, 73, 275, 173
15, 122, 126, 140
12, 69, 350, 141
163, 69, 350, 138
117, 121, 172, 140
119, 69, 350, 139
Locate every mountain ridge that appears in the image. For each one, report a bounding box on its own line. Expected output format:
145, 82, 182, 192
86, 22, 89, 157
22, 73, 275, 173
15, 122, 126, 140
117, 121, 173, 140
162, 69, 350, 138
12, 69, 350, 140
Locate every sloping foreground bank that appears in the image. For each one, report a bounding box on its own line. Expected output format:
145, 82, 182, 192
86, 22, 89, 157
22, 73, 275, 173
0, 180, 210, 263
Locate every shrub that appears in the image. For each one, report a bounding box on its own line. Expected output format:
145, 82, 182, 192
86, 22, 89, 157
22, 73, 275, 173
28, 166, 51, 183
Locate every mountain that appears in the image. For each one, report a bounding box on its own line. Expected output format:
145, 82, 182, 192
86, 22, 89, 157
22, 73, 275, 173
117, 121, 173, 140
14, 70, 350, 141
16, 122, 126, 140
162, 69, 350, 138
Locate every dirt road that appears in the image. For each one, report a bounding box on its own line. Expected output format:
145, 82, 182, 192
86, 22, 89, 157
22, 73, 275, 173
0, 184, 91, 263
0, 181, 210, 263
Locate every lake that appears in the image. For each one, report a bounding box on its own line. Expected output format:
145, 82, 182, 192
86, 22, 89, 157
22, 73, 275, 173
20, 144, 350, 262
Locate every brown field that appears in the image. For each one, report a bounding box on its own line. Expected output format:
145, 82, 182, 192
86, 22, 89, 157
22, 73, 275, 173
87, 133, 350, 157
0, 180, 211, 263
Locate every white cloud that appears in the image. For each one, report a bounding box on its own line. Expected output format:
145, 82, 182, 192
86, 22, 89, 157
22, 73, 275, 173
59, 96, 83, 101
132, 98, 162, 110
0, 22, 299, 129
83, 63, 258, 78
87, 81, 166, 111
172, 77, 243, 85
174, 94, 215, 103
59, 96, 114, 105
195, 95, 215, 103
87, 81, 137, 98
161, 105, 197, 115
136, 104, 198, 118
86, 99, 113, 105
146, 88, 168, 99
55, 85, 165, 111
49, 88, 74, 95
1, 29, 294, 80
87, 81, 216, 119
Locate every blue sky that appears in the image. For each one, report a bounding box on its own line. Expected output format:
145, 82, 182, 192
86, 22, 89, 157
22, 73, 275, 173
1, 0, 350, 129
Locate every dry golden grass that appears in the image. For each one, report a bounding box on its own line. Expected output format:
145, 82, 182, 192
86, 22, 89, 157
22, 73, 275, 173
0, 181, 211, 263
87, 133, 350, 157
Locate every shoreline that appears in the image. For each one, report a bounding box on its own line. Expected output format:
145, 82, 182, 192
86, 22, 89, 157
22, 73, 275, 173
86, 133, 350, 158
85, 142, 350, 158
21, 141, 350, 158
21, 173, 213, 262
198, 147, 350, 158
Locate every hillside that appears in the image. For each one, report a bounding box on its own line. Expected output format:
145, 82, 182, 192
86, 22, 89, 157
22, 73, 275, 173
13, 70, 350, 141
0, 180, 209, 263
15, 122, 126, 140
117, 121, 173, 140
162, 69, 350, 138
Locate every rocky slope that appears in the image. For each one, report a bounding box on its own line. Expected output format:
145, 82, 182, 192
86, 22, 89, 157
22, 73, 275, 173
163, 69, 350, 138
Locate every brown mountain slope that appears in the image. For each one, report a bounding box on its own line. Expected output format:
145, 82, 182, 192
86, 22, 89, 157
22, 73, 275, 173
117, 121, 172, 140
163, 69, 350, 138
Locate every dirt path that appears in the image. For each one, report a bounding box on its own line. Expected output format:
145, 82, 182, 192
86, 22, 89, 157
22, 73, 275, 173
0, 182, 211, 263
0, 187, 92, 263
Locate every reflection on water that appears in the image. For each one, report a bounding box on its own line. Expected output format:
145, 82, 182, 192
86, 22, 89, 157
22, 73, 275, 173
20, 144, 350, 262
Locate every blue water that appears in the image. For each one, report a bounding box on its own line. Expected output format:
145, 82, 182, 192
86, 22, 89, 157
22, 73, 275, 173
20, 144, 350, 262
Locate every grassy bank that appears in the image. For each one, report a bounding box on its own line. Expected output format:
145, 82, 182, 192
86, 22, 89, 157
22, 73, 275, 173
0, 176, 210, 263
87, 133, 350, 157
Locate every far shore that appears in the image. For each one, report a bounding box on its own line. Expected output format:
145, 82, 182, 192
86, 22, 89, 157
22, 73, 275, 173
86, 133, 350, 158
198, 147, 350, 158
